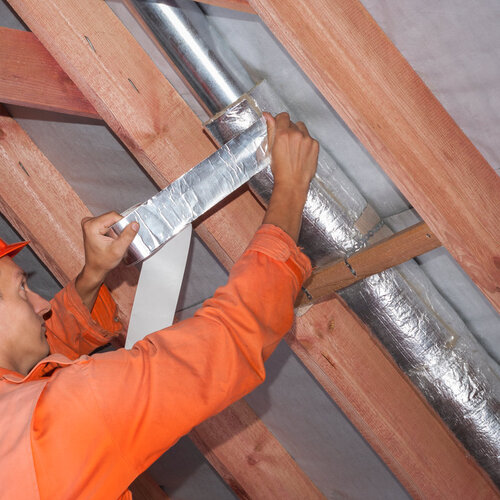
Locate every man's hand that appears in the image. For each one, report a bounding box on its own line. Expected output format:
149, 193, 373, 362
75, 212, 139, 311
262, 112, 319, 242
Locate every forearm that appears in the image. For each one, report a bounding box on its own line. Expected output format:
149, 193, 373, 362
262, 182, 309, 242
262, 112, 318, 240
75, 265, 105, 312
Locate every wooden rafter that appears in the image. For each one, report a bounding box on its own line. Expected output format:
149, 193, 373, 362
191, 402, 325, 499
296, 222, 441, 307
249, 0, 500, 312
5, 0, 498, 495
0, 28, 99, 119
0, 108, 322, 499
288, 296, 498, 498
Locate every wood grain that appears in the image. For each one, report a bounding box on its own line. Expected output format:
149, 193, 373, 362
288, 296, 499, 498
8, 0, 496, 495
297, 222, 440, 306
0, 28, 99, 119
249, 0, 500, 312
191, 400, 325, 499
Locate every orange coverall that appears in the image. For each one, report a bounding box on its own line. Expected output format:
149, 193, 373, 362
0, 225, 311, 499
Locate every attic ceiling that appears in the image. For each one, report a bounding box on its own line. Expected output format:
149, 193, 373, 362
0, 0, 498, 498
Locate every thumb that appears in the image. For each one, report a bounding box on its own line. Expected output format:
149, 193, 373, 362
263, 112, 276, 152
114, 221, 139, 255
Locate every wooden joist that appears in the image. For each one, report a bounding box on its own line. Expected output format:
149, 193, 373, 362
288, 296, 498, 498
249, 0, 500, 312
6, 0, 497, 495
296, 222, 440, 307
191, 400, 325, 499
0, 28, 99, 119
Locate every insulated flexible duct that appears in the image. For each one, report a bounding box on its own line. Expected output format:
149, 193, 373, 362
128, 0, 500, 484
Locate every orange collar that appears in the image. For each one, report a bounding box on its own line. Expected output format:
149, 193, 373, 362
0, 353, 79, 384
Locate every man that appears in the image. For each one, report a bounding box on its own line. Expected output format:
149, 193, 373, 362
0, 113, 318, 498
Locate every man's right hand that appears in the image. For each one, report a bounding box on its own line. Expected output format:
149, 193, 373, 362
262, 112, 319, 242
75, 212, 139, 311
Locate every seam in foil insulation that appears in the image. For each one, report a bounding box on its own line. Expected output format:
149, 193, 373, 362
129, 0, 500, 484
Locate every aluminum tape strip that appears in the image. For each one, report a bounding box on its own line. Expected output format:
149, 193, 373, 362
112, 114, 269, 265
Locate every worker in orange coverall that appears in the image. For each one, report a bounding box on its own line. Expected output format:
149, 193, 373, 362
0, 113, 318, 499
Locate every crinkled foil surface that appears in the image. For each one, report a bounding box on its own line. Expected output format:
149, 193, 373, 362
129, 0, 500, 484
112, 116, 269, 264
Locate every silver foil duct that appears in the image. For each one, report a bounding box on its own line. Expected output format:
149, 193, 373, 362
126, 0, 500, 484
113, 115, 269, 264
130, 0, 250, 114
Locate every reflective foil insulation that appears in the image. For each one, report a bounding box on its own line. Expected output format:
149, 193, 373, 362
113, 115, 269, 265
128, 0, 500, 484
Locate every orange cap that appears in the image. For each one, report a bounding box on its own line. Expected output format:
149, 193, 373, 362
0, 238, 30, 259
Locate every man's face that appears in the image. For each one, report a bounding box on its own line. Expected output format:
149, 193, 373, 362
0, 256, 51, 374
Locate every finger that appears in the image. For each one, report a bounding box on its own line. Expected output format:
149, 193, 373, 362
91, 211, 123, 234
275, 112, 291, 130
113, 222, 140, 255
263, 112, 276, 151
295, 121, 310, 136
81, 216, 93, 228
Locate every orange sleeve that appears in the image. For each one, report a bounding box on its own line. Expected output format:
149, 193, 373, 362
31, 225, 311, 498
45, 281, 123, 359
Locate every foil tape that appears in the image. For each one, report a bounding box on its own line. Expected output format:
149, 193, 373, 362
112, 114, 269, 265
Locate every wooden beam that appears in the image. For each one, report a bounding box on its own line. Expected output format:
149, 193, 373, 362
191, 400, 324, 499
0, 28, 99, 119
288, 296, 499, 498
195, 0, 255, 14
296, 222, 440, 307
0, 108, 322, 500
249, 0, 500, 312
0, 105, 135, 322
0, 106, 92, 284
9, 0, 496, 494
